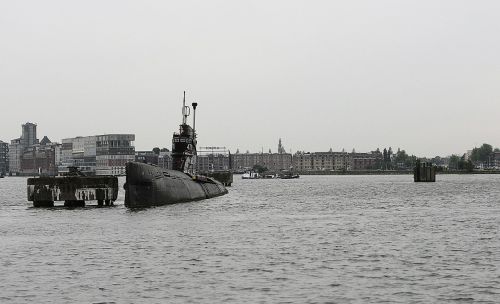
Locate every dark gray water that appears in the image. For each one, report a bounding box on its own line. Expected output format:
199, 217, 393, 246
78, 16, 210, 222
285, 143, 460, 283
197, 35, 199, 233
1, 175, 499, 303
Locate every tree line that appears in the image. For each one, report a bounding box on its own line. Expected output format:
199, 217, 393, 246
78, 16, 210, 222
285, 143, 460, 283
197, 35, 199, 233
377, 143, 499, 171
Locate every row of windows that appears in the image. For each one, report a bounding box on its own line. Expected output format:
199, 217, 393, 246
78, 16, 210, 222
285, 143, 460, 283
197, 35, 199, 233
96, 140, 133, 147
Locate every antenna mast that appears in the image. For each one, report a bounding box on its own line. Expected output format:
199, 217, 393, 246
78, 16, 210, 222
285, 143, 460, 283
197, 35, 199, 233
192, 102, 198, 137
182, 91, 188, 125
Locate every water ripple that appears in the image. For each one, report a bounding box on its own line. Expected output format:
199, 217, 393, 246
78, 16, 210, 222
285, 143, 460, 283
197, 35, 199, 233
0, 175, 499, 303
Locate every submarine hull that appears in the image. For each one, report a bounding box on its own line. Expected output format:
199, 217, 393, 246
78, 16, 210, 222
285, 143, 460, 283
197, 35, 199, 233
124, 162, 228, 208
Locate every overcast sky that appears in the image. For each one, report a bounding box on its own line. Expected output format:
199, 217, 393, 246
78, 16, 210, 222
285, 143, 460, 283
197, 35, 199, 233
1, 0, 499, 157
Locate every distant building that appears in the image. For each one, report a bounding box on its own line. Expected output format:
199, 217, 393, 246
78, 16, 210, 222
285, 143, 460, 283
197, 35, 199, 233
158, 150, 172, 169
232, 139, 293, 172
352, 152, 379, 170
11, 134, 61, 176
8, 139, 24, 174
293, 152, 314, 171
293, 151, 380, 171
39, 135, 51, 146
20, 142, 59, 176
278, 138, 286, 154
61, 134, 135, 176
232, 152, 292, 171
0, 140, 8, 175
465, 150, 473, 161
195, 146, 231, 172
196, 154, 230, 172
60, 138, 74, 171
493, 152, 500, 169
294, 151, 351, 171
8, 122, 39, 175
60, 136, 97, 174
20, 122, 38, 147
135, 151, 159, 165
95, 134, 135, 175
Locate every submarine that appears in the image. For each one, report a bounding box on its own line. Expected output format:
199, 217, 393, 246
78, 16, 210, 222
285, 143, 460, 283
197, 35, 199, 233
124, 92, 228, 208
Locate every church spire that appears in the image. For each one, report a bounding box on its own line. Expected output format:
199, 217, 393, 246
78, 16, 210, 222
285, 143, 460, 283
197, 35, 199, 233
278, 138, 285, 154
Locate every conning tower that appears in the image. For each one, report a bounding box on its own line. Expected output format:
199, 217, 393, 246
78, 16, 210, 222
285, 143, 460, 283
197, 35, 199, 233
171, 91, 198, 174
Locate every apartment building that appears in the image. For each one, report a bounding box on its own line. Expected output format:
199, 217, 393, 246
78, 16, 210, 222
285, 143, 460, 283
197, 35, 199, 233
61, 134, 135, 175
0, 140, 8, 175
293, 151, 379, 171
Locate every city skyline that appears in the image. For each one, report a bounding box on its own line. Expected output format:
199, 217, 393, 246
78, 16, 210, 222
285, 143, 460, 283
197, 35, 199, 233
1, 1, 499, 157
1, 121, 497, 159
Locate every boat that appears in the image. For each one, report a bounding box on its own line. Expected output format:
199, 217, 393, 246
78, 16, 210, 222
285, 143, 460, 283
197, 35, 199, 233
124, 92, 228, 208
242, 171, 260, 179
278, 171, 300, 179
262, 173, 276, 179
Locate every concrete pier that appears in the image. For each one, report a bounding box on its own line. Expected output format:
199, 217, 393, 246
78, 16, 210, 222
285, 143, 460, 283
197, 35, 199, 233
414, 161, 436, 182
27, 176, 118, 207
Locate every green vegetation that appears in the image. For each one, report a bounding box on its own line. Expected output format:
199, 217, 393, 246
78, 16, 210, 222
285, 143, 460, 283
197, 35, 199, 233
441, 154, 476, 172
470, 143, 493, 163
374, 147, 417, 170
393, 148, 417, 169
152, 147, 169, 154
372, 143, 499, 172
448, 154, 461, 170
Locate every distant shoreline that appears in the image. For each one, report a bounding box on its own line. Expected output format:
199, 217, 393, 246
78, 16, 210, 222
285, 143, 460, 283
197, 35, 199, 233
296, 170, 500, 175
5, 170, 500, 178
234, 170, 500, 176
